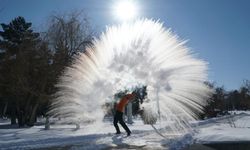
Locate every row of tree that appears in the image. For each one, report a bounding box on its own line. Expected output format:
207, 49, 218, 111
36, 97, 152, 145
202, 80, 250, 119
0, 11, 93, 127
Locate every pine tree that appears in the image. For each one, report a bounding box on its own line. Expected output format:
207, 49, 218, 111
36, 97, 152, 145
0, 16, 52, 126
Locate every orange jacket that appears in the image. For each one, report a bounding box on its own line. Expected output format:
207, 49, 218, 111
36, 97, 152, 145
116, 94, 134, 112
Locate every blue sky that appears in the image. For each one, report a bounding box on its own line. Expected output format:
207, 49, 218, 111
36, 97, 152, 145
1, 0, 249, 90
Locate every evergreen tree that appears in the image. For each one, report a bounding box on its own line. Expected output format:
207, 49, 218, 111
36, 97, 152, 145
0, 16, 52, 126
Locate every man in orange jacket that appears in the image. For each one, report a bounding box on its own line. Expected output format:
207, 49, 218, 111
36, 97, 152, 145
113, 92, 136, 136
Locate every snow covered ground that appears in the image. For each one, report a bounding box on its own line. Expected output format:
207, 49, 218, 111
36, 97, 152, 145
0, 118, 190, 150
194, 112, 250, 144
1, 112, 250, 150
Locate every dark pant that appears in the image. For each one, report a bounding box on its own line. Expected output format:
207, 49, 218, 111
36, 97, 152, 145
113, 111, 131, 134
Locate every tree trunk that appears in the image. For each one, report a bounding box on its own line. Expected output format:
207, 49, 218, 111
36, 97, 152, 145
3, 102, 8, 117
24, 96, 32, 124
18, 111, 25, 127
16, 105, 25, 127
27, 103, 39, 126
10, 107, 16, 125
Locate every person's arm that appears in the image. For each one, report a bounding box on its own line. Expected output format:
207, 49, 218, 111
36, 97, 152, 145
127, 94, 135, 100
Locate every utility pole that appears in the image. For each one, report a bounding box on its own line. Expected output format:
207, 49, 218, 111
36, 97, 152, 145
156, 87, 161, 122
127, 102, 133, 124
45, 117, 50, 130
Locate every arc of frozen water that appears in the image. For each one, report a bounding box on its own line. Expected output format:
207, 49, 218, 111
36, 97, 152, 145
48, 19, 212, 133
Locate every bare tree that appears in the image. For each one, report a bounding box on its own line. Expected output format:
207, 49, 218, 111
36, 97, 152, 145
45, 11, 94, 88
46, 11, 93, 57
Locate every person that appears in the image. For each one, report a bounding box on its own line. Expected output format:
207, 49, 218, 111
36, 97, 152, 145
113, 92, 136, 136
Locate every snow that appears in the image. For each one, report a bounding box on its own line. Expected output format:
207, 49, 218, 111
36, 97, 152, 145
194, 112, 250, 143
1, 112, 250, 149
0, 119, 188, 150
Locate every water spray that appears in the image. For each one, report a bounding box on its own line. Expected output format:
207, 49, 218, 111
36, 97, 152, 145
49, 19, 212, 136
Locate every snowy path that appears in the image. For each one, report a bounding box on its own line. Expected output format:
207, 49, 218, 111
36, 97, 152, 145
0, 120, 185, 150
1, 113, 250, 150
